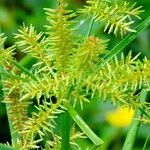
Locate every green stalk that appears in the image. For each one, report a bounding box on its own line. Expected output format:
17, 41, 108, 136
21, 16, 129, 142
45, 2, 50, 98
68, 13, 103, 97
142, 136, 149, 150
122, 91, 148, 150
61, 87, 72, 150
65, 102, 104, 146
11, 61, 37, 81
61, 111, 70, 150
101, 15, 150, 66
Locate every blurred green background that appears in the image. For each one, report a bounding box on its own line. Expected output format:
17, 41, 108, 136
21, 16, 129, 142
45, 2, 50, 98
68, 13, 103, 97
0, 0, 150, 149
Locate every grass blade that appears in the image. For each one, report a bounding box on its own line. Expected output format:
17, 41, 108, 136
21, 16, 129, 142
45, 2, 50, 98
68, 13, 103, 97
122, 91, 148, 150
102, 16, 150, 65
65, 102, 104, 146
61, 111, 70, 150
11, 61, 37, 81
142, 136, 149, 150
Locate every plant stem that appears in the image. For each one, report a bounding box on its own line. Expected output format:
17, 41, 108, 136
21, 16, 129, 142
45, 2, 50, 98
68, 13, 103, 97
11, 61, 37, 81
142, 136, 149, 150
61, 87, 73, 150
61, 111, 70, 150
65, 102, 104, 146
122, 91, 148, 150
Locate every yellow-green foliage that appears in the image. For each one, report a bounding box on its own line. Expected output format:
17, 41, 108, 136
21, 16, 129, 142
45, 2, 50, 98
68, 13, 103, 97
79, 0, 143, 36
0, 0, 149, 149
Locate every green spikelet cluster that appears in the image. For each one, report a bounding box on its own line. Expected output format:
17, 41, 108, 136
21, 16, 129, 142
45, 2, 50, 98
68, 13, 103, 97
15, 24, 45, 57
85, 52, 150, 106
14, 24, 51, 74
0, 0, 149, 149
19, 100, 64, 149
0, 1, 88, 149
44, 1, 76, 73
79, 0, 143, 36
75, 36, 108, 74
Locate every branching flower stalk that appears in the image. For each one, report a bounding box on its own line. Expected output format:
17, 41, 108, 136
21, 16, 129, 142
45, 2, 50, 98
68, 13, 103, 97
0, 0, 150, 149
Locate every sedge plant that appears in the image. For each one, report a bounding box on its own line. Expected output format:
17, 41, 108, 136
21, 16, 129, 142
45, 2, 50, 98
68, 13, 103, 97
0, 0, 150, 149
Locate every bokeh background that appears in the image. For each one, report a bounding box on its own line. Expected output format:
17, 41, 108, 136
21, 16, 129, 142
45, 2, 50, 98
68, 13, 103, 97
0, 0, 150, 149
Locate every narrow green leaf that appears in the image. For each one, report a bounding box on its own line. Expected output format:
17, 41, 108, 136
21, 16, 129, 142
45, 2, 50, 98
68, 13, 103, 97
65, 102, 104, 146
61, 111, 70, 150
19, 55, 37, 69
11, 61, 37, 81
138, 107, 150, 119
122, 91, 148, 150
142, 136, 149, 150
101, 16, 150, 66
